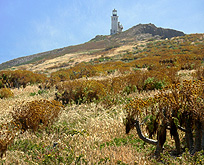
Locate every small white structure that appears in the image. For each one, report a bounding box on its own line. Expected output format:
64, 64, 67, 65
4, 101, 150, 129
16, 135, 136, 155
110, 9, 123, 35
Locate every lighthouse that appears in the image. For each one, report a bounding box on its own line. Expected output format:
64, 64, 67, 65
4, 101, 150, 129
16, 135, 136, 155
110, 9, 123, 35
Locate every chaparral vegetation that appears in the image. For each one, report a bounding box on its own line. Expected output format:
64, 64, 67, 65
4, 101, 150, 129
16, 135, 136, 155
0, 34, 204, 164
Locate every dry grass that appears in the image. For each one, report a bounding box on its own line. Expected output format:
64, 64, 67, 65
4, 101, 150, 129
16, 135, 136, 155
177, 69, 196, 81
0, 86, 154, 164
1, 82, 203, 164
0, 68, 201, 164
0, 85, 54, 124
12, 44, 138, 74
57, 103, 143, 164
1, 34, 203, 164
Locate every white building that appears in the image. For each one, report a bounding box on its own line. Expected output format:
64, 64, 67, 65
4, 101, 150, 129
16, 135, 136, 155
110, 9, 123, 35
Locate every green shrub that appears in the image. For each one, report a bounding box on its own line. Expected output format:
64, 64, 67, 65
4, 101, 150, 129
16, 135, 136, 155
30, 92, 36, 96
143, 77, 165, 90
123, 85, 137, 95
38, 89, 47, 95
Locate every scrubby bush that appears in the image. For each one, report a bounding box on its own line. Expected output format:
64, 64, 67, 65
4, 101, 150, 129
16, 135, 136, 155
143, 77, 166, 90
0, 100, 63, 158
125, 78, 204, 157
0, 88, 14, 99
0, 70, 47, 89
55, 80, 107, 105
12, 100, 64, 132
123, 85, 137, 95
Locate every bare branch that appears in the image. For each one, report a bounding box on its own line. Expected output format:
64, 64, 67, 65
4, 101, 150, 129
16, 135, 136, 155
134, 120, 158, 146
178, 125, 188, 133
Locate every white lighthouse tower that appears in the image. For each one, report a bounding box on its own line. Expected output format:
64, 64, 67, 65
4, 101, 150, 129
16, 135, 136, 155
110, 9, 123, 35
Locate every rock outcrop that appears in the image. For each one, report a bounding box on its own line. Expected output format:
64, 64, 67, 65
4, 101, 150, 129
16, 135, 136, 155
130, 23, 185, 39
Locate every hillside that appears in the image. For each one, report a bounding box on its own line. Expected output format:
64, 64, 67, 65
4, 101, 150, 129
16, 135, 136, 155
0, 23, 185, 70
0, 33, 204, 164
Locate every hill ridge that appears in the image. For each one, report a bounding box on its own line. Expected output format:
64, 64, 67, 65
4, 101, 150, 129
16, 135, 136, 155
0, 23, 185, 70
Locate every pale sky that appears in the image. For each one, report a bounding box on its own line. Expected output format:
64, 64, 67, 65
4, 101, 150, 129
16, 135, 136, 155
0, 0, 203, 64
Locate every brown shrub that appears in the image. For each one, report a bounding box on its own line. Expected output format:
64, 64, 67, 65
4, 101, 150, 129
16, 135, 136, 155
0, 100, 63, 158
55, 80, 107, 104
0, 70, 47, 89
0, 88, 14, 99
12, 100, 64, 132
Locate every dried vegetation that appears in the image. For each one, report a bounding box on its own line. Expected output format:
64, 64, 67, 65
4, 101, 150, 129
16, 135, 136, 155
0, 34, 204, 164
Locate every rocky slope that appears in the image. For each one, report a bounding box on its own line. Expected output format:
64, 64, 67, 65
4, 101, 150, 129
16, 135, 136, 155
120, 23, 185, 39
